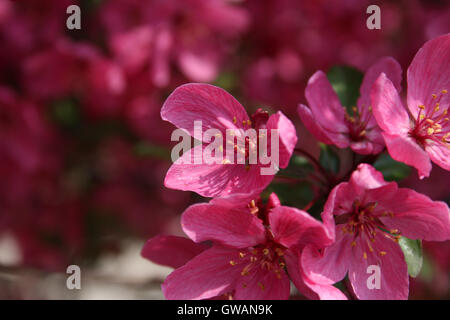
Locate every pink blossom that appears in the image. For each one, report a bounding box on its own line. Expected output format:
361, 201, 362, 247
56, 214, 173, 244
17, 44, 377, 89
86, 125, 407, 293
142, 193, 346, 300
301, 164, 450, 300
297, 57, 402, 154
371, 34, 450, 178
161, 83, 298, 198
101, 0, 248, 86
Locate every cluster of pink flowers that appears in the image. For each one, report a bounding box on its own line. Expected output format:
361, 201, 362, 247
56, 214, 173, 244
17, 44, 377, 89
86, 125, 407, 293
0, 0, 448, 299
143, 34, 450, 300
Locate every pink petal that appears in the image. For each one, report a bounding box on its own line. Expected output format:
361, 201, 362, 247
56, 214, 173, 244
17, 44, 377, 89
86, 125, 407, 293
348, 233, 409, 300
297, 104, 334, 145
426, 142, 450, 171
161, 83, 249, 137
358, 56, 402, 110
177, 45, 219, 83
266, 111, 298, 168
371, 73, 411, 135
301, 226, 353, 285
181, 202, 266, 248
350, 163, 389, 189
151, 24, 172, 87
162, 246, 241, 300
164, 145, 273, 197
233, 260, 290, 300
305, 71, 349, 144
285, 250, 347, 300
350, 140, 374, 155
380, 188, 450, 241
382, 132, 432, 179
269, 206, 333, 249
407, 34, 450, 119
141, 235, 207, 269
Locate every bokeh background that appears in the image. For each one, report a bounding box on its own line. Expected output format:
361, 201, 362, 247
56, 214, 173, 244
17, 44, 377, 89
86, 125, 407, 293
0, 0, 449, 299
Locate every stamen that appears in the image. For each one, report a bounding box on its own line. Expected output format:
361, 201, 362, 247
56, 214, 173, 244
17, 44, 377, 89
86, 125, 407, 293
257, 282, 265, 291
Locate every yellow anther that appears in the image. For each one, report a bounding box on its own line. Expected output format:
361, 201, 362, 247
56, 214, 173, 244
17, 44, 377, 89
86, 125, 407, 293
279, 262, 286, 268
222, 159, 231, 164
420, 114, 425, 120
432, 94, 437, 99
257, 282, 265, 291
275, 248, 284, 256
418, 105, 425, 109
233, 116, 237, 124
351, 241, 357, 247
239, 252, 245, 259
241, 268, 250, 276
247, 119, 252, 126
427, 128, 435, 135
363, 252, 368, 259
442, 90, 448, 94
359, 130, 366, 137
230, 260, 236, 266
263, 248, 269, 255
367, 203, 377, 212
380, 251, 387, 256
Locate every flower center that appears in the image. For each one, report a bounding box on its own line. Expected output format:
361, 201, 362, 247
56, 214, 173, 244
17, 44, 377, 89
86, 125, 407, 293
336, 199, 401, 259
229, 242, 286, 291
228, 198, 286, 292
344, 105, 373, 142
410, 90, 449, 148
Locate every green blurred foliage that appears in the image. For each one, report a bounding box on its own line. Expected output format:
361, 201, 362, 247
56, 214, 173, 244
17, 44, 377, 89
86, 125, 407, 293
319, 143, 340, 174
327, 65, 363, 113
374, 153, 411, 182
398, 237, 423, 278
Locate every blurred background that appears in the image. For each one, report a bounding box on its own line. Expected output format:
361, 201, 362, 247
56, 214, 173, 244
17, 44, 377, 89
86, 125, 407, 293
0, 0, 449, 299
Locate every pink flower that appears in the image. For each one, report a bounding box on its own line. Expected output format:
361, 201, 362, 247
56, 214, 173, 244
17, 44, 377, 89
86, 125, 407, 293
101, 0, 248, 86
161, 83, 298, 198
142, 193, 346, 300
297, 57, 402, 154
371, 34, 450, 178
301, 164, 450, 300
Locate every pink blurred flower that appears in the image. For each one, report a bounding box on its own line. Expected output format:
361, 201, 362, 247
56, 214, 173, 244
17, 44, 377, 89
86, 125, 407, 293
371, 34, 450, 178
102, 0, 249, 86
161, 83, 297, 198
143, 193, 346, 300
92, 138, 190, 236
301, 164, 450, 300
298, 57, 402, 154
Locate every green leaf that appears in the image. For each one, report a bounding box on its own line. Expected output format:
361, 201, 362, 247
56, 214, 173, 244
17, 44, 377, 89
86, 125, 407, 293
398, 237, 423, 278
51, 98, 81, 130
373, 153, 411, 182
134, 141, 171, 160
319, 143, 340, 174
327, 66, 363, 113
